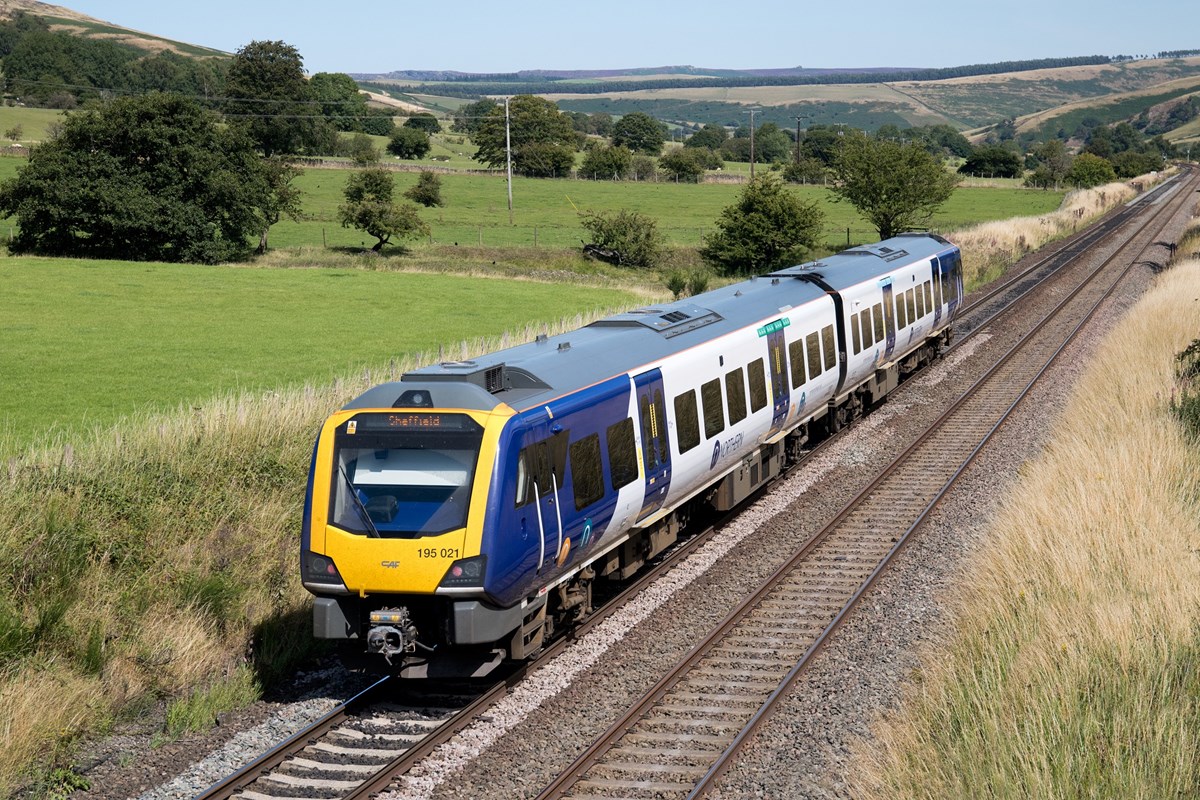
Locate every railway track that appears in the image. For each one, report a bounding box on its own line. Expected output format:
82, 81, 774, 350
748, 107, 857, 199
535, 169, 1198, 799
193, 170, 1194, 800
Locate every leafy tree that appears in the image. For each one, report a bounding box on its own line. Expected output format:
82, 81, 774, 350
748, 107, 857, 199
612, 112, 667, 155
1083, 125, 1114, 159
958, 144, 1023, 178
451, 98, 499, 134
1111, 150, 1164, 177
472, 95, 577, 177
4, 124, 22, 143
1066, 152, 1117, 188
830, 137, 957, 240
404, 171, 444, 207
580, 144, 633, 180
309, 71, 373, 132
0, 94, 268, 263
799, 125, 850, 166
338, 168, 429, 251
658, 148, 711, 182
1032, 139, 1071, 188
686, 124, 729, 150
346, 133, 380, 166
387, 126, 431, 159
752, 123, 794, 163
579, 209, 665, 268
255, 156, 303, 253
404, 113, 441, 133
587, 111, 614, 137
700, 174, 826, 275
782, 157, 826, 184
225, 40, 333, 156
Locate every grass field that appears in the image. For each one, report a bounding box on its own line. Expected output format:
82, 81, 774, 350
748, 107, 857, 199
0, 258, 641, 457
0, 106, 61, 145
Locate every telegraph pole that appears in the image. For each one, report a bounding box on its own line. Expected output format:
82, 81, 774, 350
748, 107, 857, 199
505, 96, 514, 225
747, 109, 757, 179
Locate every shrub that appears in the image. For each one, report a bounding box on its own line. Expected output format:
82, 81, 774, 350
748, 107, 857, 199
404, 171, 444, 207
579, 209, 665, 268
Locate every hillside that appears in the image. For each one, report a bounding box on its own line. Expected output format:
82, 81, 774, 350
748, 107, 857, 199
0, 0, 226, 58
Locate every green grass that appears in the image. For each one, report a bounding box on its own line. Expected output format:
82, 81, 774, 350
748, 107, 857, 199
0, 107, 62, 145
0, 257, 639, 455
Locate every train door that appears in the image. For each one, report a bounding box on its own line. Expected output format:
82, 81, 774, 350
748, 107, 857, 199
940, 251, 963, 317
880, 278, 897, 360
634, 370, 672, 522
517, 417, 568, 574
930, 258, 943, 326
766, 328, 790, 437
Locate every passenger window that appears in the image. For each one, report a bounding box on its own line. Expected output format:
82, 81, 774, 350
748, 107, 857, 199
726, 367, 747, 425
896, 293, 907, 329
852, 313, 862, 355
788, 340, 806, 389
806, 332, 822, 379
606, 418, 638, 490
822, 325, 836, 371
701, 378, 725, 439
569, 434, 605, 511
861, 309, 873, 348
549, 430, 568, 488
906, 289, 916, 323
748, 359, 767, 412
873, 303, 885, 341
674, 390, 701, 453
924, 281, 933, 312
916, 284, 927, 318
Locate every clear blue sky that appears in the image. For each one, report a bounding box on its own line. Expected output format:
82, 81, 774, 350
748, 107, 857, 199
61, 0, 1196, 75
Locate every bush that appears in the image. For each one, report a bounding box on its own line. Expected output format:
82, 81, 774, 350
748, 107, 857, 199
580, 144, 633, 180
579, 208, 665, 268
1172, 339, 1200, 439
404, 171, 444, 207
387, 126, 431, 160
701, 174, 826, 275
658, 148, 712, 182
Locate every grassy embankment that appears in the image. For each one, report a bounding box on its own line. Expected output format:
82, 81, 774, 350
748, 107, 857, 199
851, 218, 1200, 796
0, 161, 1150, 795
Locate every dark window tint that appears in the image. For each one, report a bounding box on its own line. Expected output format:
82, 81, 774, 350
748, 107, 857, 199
906, 289, 917, 323
916, 283, 927, 318
806, 332, 822, 379
861, 309, 874, 348
822, 325, 836, 371
701, 378, 725, 439
674, 391, 701, 453
726, 367, 747, 425
896, 292, 907, 329
852, 314, 862, 355
788, 339, 806, 389
606, 418, 638, 490
873, 302, 885, 341
569, 434, 604, 511
748, 359, 768, 412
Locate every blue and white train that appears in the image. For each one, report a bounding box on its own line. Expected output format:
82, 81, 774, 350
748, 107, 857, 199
300, 233, 963, 676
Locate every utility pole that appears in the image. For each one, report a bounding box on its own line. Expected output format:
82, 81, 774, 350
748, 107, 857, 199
795, 116, 802, 165
505, 96, 514, 225
747, 109, 757, 180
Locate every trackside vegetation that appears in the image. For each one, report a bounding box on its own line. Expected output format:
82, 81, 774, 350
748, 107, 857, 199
0, 174, 1166, 794
850, 258, 1200, 799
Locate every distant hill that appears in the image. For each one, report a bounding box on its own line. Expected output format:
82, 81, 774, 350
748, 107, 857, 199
0, 0, 226, 58
363, 65, 914, 82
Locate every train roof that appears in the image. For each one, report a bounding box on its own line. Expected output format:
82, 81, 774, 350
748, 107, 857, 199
344, 233, 956, 415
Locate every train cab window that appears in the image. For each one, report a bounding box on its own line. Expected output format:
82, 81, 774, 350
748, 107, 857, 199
788, 340, 806, 389
748, 359, 768, 412
821, 325, 836, 371
726, 367, 747, 425
569, 434, 605, 511
606, 418, 638, 490
701, 378, 725, 439
806, 332, 822, 379
916, 283, 927, 318
860, 309, 874, 349
873, 303, 885, 342
674, 390, 701, 453
906, 289, 917, 324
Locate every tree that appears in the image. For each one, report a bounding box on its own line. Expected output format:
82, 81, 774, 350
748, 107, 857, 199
255, 156, 303, 253
309, 71, 371, 131
958, 144, 1023, 178
451, 98, 498, 135
1032, 139, 1071, 188
686, 124, 728, 150
579, 209, 665, 268
700, 174, 826, 275
782, 158, 826, 184
1111, 151, 1163, 178
404, 113, 441, 133
0, 94, 268, 263
338, 168, 429, 251
658, 148, 711, 182
387, 126, 431, 159
225, 40, 333, 156
404, 171, 444, 207
830, 137, 957, 240
346, 133, 381, 166
612, 112, 667, 156
580, 144, 633, 180
472, 95, 577, 177
4, 124, 22, 143
1066, 152, 1117, 188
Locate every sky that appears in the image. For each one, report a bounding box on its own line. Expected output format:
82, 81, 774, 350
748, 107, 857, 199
59, 0, 1198, 75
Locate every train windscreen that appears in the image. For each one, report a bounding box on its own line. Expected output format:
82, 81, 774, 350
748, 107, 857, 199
328, 412, 484, 537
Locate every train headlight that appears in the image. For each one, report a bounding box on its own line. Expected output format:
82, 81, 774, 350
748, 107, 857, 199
302, 552, 349, 594
438, 555, 487, 589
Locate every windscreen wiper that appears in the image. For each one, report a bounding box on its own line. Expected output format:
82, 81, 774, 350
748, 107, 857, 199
340, 465, 381, 539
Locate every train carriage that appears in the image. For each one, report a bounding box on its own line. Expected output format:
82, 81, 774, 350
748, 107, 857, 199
301, 233, 962, 676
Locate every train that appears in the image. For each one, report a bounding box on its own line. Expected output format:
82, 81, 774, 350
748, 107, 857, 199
300, 233, 963, 677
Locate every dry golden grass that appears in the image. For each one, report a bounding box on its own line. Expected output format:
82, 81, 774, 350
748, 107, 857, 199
850, 260, 1200, 798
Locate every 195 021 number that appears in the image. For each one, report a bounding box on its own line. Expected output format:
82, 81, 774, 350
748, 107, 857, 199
417, 548, 460, 559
